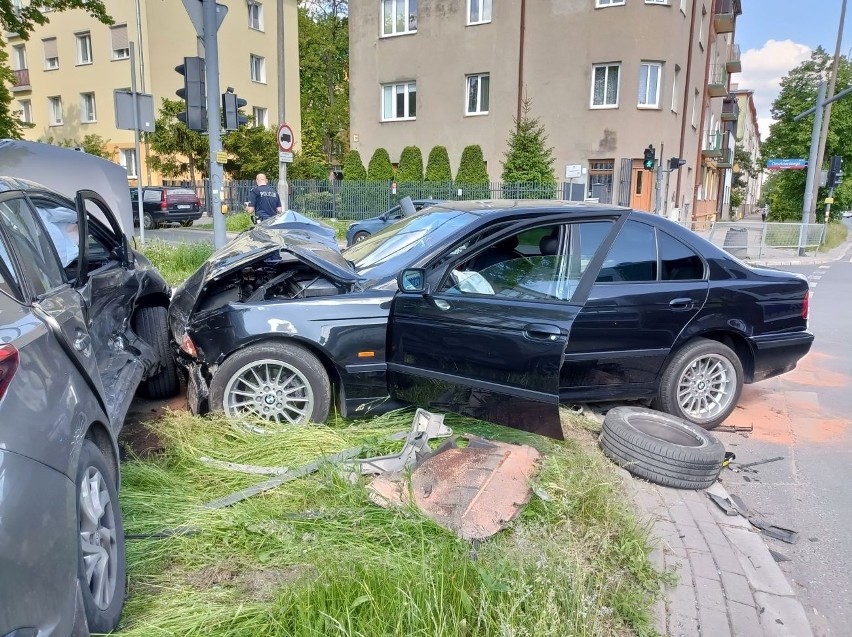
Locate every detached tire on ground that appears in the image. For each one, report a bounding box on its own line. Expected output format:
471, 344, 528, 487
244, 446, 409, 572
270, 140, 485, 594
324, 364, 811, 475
600, 406, 725, 490
209, 341, 331, 425
134, 306, 180, 399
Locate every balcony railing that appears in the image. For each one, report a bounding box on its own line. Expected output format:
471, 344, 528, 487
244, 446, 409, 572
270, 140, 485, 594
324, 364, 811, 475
702, 130, 723, 158
714, 0, 742, 34
726, 43, 741, 73
721, 95, 740, 121
707, 64, 728, 98
717, 147, 734, 168
11, 68, 30, 91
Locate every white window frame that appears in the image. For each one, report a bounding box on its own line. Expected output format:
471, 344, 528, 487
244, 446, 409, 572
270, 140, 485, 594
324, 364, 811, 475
698, 6, 706, 49
42, 38, 58, 70
465, 73, 490, 116
252, 106, 268, 127
75, 32, 92, 65
80, 92, 96, 123
381, 0, 417, 37
248, 2, 264, 31
645, 0, 668, 4
12, 44, 27, 71
467, 0, 492, 25
18, 99, 32, 124
110, 25, 129, 60
590, 63, 621, 109
680, 0, 687, 13
672, 66, 680, 112
48, 96, 63, 126
120, 149, 137, 179
596, 0, 625, 7
637, 62, 662, 109
691, 88, 699, 128
250, 54, 266, 83
381, 81, 417, 121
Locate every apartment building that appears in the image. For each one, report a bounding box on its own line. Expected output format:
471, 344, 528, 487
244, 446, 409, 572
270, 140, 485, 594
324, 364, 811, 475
4, 0, 301, 185
349, 0, 742, 222
730, 87, 762, 216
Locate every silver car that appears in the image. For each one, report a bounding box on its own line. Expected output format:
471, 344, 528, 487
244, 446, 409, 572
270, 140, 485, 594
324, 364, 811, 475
0, 176, 177, 635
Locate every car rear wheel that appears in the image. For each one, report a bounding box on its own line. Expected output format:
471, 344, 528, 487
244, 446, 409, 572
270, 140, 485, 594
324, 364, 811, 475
655, 338, 743, 430
352, 230, 370, 243
143, 212, 157, 230
209, 341, 331, 425
77, 439, 126, 633
180, 220, 193, 227
134, 306, 180, 399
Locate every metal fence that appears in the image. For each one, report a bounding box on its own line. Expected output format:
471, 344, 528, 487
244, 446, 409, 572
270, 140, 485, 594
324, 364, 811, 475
705, 222, 826, 260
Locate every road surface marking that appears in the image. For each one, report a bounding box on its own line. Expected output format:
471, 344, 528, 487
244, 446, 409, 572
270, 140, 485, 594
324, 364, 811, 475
819, 265, 831, 269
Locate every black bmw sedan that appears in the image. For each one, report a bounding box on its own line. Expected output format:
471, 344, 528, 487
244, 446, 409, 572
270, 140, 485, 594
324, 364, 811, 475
169, 201, 813, 439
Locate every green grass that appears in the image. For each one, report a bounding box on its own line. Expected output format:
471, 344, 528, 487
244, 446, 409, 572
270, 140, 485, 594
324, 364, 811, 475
138, 240, 213, 287
820, 221, 849, 252
116, 410, 663, 636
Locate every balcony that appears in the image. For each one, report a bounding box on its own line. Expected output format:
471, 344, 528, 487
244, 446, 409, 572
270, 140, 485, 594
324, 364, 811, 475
726, 43, 741, 73
707, 64, 728, 98
721, 95, 740, 121
11, 69, 30, 92
702, 130, 723, 159
717, 146, 734, 168
713, 0, 742, 34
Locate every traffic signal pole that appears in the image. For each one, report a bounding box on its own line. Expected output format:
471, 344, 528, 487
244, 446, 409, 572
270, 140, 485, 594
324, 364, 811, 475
203, 0, 227, 249
655, 142, 664, 215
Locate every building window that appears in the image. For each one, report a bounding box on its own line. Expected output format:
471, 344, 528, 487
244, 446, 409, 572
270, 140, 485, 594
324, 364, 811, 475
252, 106, 268, 127
680, 0, 687, 12
42, 37, 58, 69
596, 0, 625, 6
381, 0, 417, 37
588, 160, 615, 203
672, 65, 680, 112
111, 25, 129, 59
468, 0, 491, 24
48, 96, 63, 125
591, 63, 620, 108
250, 54, 266, 83
18, 99, 32, 124
638, 62, 662, 108
645, 0, 668, 4
80, 92, 96, 123
466, 73, 490, 115
248, 2, 263, 30
120, 149, 137, 178
75, 32, 92, 65
698, 5, 706, 48
382, 81, 417, 121
12, 44, 27, 71
692, 88, 699, 128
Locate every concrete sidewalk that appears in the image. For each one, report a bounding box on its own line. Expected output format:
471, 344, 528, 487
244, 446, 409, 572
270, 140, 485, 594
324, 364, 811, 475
627, 476, 814, 637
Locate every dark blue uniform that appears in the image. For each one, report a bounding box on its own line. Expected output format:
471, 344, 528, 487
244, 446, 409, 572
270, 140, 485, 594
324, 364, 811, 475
248, 184, 281, 221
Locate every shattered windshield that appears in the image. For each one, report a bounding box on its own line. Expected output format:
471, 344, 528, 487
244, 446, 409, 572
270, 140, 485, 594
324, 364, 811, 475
343, 209, 476, 279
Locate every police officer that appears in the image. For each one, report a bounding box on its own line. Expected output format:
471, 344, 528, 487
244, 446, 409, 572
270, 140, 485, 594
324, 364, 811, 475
246, 173, 282, 222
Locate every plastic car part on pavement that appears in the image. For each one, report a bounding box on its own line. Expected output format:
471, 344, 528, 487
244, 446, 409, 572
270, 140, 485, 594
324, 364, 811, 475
599, 406, 725, 489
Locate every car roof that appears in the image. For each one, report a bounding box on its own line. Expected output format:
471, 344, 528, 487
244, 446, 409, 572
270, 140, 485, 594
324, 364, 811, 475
0, 175, 58, 194
426, 199, 632, 216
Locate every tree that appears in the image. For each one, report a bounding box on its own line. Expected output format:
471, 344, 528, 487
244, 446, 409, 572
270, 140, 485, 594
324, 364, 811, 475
455, 145, 490, 199
288, 136, 330, 180
39, 133, 111, 158
501, 97, 557, 198
342, 150, 366, 179
396, 146, 423, 181
0, 1, 112, 138
730, 144, 760, 213
425, 145, 452, 181
761, 48, 852, 222
145, 98, 209, 184
222, 123, 277, 179
367, 148, 394, 180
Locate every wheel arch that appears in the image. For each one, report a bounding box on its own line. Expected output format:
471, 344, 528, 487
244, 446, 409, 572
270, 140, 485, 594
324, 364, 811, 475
134, 292, 171, 310
686, 329, 756, 382
84, 421, 120, 489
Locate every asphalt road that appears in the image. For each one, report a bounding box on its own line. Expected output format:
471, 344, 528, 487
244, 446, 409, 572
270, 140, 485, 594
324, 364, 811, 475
716, 231, 852, 636
132, 222, 216, 245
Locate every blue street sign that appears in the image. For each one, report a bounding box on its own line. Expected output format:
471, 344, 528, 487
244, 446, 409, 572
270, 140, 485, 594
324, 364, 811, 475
767, 158, 808, 170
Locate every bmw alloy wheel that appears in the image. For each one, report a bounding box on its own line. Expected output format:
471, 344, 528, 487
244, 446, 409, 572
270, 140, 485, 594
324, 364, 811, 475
223, 358, 316, 424
676, 353, 737, 425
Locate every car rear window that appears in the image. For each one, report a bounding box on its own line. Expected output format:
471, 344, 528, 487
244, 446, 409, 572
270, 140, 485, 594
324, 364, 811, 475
167, 189, 196, 197
659, 231, 705, 280
143, 190, 162, 203
597, 220, 657, 283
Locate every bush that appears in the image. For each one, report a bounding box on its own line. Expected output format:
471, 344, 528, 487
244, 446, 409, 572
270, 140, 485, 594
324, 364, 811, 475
425, 146, 453, 181
342, 150, 367, 180
289, 150, 329, 180
455, 145, 490, 199
501, 97, 556, 199
367, 148, 394, 180
225, 212, 254, 233
396, 146, 424, 181
293, 191, 340, 218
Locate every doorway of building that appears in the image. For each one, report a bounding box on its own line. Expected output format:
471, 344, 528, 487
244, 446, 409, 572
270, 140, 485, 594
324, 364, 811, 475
630, 160, 654, 212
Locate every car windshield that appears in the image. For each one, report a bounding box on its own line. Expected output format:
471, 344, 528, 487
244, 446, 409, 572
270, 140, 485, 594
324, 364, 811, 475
343, 209, 476, 279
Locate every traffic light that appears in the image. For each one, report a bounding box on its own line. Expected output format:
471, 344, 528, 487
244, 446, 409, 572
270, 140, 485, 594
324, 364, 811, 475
643, 145, 656, 171
828, 155, 843, 188
669, 157, 686, 171
175, 56, 206, 132
223, 91, 249, 131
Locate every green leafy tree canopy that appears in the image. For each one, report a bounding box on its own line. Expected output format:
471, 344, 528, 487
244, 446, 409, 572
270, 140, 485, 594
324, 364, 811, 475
342, 149, 367, 180
455, 145, 489, 184
396, 146, 423, 181
501, 97, 556, 185
367, 148, 394, 180
425, 145, 452, 181
145, 98, 209, 183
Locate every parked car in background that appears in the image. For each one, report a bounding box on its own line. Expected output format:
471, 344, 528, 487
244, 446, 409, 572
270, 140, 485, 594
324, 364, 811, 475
170, 201, 813, 440
345, 198, 443, 245
0, 176, 178, 636
130, 186, 203, 229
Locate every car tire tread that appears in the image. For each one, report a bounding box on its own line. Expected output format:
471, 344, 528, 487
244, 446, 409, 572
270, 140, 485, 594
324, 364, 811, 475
134, 306, 180, 399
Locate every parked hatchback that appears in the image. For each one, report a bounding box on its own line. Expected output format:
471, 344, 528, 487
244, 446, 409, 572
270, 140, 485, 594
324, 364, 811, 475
0, 176, 178, 635
345, 198, 443, 245
171, 201, 813, 439
130, 186, 203, 229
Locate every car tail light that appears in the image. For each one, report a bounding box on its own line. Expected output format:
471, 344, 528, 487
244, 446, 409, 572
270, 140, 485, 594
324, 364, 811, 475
161, 190, 168, 210
802, 291, 810, 320
195, 198, 202, 208
0, 344, 19, 400
180, 333, 198, 358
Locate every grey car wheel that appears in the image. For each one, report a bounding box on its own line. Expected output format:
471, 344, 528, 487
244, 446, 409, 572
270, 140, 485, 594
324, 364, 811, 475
77, 439, 126, 633
352, 230, 370, 243
655, 338, 743, 430
143, 212, 156, 230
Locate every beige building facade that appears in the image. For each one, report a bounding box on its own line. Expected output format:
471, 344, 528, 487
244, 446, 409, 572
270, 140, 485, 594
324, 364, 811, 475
5, 0, 301, 186
731, 87, 762, 216
349, 0, 742, 222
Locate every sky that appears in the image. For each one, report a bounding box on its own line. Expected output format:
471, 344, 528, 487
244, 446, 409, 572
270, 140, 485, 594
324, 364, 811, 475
735, 0, 851, 140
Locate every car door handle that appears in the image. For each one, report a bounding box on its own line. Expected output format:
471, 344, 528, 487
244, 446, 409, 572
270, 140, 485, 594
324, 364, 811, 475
524, 323, 561, 341
669, 298, 695, 311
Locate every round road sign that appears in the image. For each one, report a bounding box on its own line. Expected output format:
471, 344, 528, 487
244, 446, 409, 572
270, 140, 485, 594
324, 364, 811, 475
277, 123, 294, 152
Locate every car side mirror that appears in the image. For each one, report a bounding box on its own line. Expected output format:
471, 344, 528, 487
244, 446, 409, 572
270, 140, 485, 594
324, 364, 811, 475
398, 268, 427, 294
